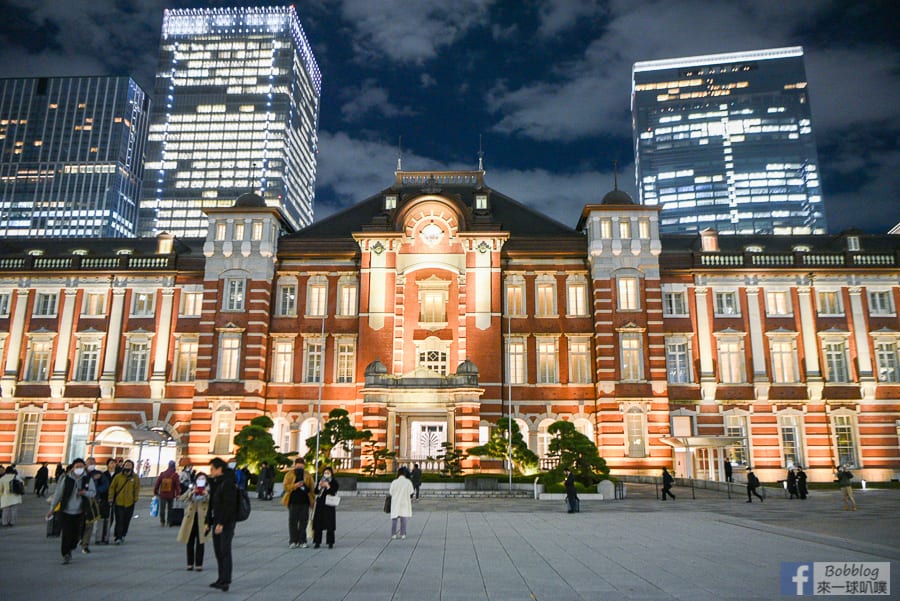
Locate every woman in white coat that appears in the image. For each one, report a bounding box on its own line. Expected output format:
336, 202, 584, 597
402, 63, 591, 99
0, 466, 24, 526
388, 466, 414, 539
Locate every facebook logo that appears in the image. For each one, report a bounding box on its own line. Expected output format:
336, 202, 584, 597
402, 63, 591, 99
781, 563, 813, 596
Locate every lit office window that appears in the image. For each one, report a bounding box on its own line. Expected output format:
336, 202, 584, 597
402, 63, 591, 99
666, 338, 691, 383
714, 291, 740, 316
75, 340, 102, 381
832, 414, 858, 467
536, 279, 556, 317
174, 338, 199, 382
304, 339, 323, 383
620, 333, 643, 381
307, 280, 327, 317
25, 339, 52, 381
338, 282, 358, 316
507, 338, 526, 384
123, 339, 151, 382
132, 292, 155, 316
770, 338, 798, 383
718, 338, 746, 384
617, 277, 640, 310
506, 279, 525, 316
566, 280, 588, 316
335, 340, 355, 383
271, 339, 294, 383
823, 340, 850, 383
536, 338, 558, 384
765, 290, 791, 316
277, 284, 297, 316
224, 278, 245, 312
868, 291, 894, 315
34, 292, 58, 316
875, 340, 900, 383
568, 339, 591, 384
217, 334, 242, 380
82, 292, 107, 316
817, 291, 843, 315
180, 291, 203, 316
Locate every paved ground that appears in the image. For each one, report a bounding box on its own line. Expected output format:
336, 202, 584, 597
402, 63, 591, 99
0, 482, 897, 600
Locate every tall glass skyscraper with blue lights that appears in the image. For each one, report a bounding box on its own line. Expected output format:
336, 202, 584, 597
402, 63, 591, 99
632, 47, 826, 235
140, 6, 321, 238
0, 76, 149, 238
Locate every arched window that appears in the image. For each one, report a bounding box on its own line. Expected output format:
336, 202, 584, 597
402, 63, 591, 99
297, 417, 319, 457
573, 417, 594, 444
536, 418, 555, 458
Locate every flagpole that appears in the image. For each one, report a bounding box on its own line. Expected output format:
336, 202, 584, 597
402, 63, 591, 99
506, 285, 513, 492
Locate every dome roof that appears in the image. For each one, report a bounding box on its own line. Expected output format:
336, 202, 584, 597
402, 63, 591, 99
455, 359, 479, 375
364, 360, 389, 376
233, 192, 266, 208
600, 188, 635, 205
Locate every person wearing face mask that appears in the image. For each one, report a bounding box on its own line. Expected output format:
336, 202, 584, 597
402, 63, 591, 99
312, 467, 340, 549
282, 458, 315, 548
77, 458, 104, 553
47, 458, 96, 564
177, 471, 211, 572
109, 459, 141, 544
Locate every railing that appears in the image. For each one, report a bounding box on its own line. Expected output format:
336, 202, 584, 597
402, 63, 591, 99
0, 254, 175, 272
81, 257, 120, 269
802, 254, 845, 266
539, 456, 559, 471
694, 251, 897, 269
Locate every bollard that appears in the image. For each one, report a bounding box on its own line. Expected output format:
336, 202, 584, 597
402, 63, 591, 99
861, 479, 867, 490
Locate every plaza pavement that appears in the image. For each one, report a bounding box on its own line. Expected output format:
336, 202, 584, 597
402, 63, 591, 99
0, 482, 897, 601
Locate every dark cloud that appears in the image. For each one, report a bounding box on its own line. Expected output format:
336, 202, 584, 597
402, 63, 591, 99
340, 79, 417, 122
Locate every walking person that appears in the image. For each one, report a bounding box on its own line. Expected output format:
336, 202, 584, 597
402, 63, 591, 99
746, 469, 764, 503
177, 471, 210, 572
796, 467, 808, 500
109, 459, 141, 544
787, 467, 798, 499
661, 467, 676, 501
282, 458, 314, 548
312, 466, 340, 548
96, 458, 117, 544
34, 462, 50, 497
54, 462, 65, 484
563, 467, 579, 513
389, 466, 414, 539
207, 457, 238, 591
835, 465, 857, 511
724, 460, 733, 483
0, 466, 25, 526
410, 464, 422, 500
46, 458, 96, 564
154, 460, 182, 527
78, 458, 104, 553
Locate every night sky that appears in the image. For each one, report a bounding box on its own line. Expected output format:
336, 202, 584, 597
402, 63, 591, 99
1, 0, 897, 233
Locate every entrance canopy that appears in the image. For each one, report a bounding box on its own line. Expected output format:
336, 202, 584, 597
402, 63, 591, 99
93, 427, 172, 447
660, 436, 743, 449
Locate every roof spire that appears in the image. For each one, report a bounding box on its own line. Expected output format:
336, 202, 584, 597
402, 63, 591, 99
477, 134, 484, 171
613, 159, 619, 191
396, 136, 403, 172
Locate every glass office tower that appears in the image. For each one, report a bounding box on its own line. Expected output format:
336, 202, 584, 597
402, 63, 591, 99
0, 76, 149, 238
632, 47, 826, 235
140, 6, 321, 238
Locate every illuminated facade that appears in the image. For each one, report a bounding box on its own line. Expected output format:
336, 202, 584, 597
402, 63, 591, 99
0, 76, 149, 238
140, 6, 321, 238
633, 47, 827, 235
0, 171, 896, 485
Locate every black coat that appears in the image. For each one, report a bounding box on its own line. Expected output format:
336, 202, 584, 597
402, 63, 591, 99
34, 466, 49, 486
662, 471, 674, 488
208, 469, 238, 526
797, 471, 808, 497
313, 477, 340, 531
787, 471, 798, 495
564, 473, 577, 496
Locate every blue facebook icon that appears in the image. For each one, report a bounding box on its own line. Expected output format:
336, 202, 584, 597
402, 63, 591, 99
781, 563, 813, 596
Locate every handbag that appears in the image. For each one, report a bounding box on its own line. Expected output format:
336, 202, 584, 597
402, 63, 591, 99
383, 494, 392, 514
324, 494, 341, 507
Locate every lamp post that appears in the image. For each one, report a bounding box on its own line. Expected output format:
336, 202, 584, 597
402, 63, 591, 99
506, 287, 513, 492
313, 311, 326, 479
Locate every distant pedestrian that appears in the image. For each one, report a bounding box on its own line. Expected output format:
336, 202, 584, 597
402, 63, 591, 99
410, 464, 422, 500
96, 459, 117, 544
787, 468, 798, 499
563, 468, 579, 513
661, 467, 676, 500
0, 466, 24, 526
54, 462, 65, 483
313, 467, 340, 548
47, 458, 96, 564
282, 458, 314, 548
109, 459, 141, 544
389, 467, 414, 539
746, 469, 764, 503
34, 462, 50, 497
724, 460, 733, 483
154, 460, 183, 527
796, 467, 808, 500
78, 458, 103, 553
207, 457, 238, 591
142, 459, 151, 478
257, 461, 274, 500
180, 464, 194, 492
177, 471, 210, 572
835, 465, 857, 511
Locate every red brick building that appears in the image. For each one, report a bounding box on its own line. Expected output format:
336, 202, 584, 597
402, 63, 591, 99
1, 169, 897, 483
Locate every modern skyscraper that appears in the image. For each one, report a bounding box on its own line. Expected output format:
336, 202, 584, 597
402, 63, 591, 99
0, 76, 149, 238
632, 47, 826, 235
140, 5, 321, 238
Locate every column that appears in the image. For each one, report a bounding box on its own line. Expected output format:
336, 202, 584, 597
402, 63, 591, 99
150, 288, 175, 399
50, 289, 79, 398
1, 289, 30, 397
99, 288, 126, 399
745, 287, 769, 400
848, 287, 875, 399
694, 286, 716, 401
796, 286, 823, 401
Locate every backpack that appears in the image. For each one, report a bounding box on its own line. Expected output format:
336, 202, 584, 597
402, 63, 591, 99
10, 477, 25, 496
236, 487, 251, 522
160, 476, 173, 494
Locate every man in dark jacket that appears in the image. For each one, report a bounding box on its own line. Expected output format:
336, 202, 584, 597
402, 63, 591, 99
410, 464, 422, 500
46, 458, 96, 564
153, 460, 182, 526
563, 468, 579, 513
34, 462, 49, 497
661, 467, 676, 500
207, 457, 238, 591
746, 469, 764, 503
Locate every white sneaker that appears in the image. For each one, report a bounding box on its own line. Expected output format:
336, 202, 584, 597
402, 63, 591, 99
300, 543, 308, 548
289, 543, 298, 549
401, 535, 406, 539
391, 535, 397, 539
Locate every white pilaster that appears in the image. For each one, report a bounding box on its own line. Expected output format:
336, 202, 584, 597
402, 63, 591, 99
797, 286, 823, 401
49, 289, 79, 398
694, 286, 716, 401
1, 289, 30, 397
848, 287, 875, 399
99, 288, 126, 399
150, 288, 175, 399
745, 287, 769, 400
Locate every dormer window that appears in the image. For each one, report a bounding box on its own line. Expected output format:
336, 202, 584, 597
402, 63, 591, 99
847, 236, 860, 252
475, 194, 488, 210
792, 245, 811, 253
115, 248, 133, 256
71, 249, 89, 256
28, 249, 44, 257
384, 194, 397, 210
744, 245, 763, 253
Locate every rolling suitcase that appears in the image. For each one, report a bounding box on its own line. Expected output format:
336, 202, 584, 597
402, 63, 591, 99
46, 513, 61, 537
168, 507, 184, 527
